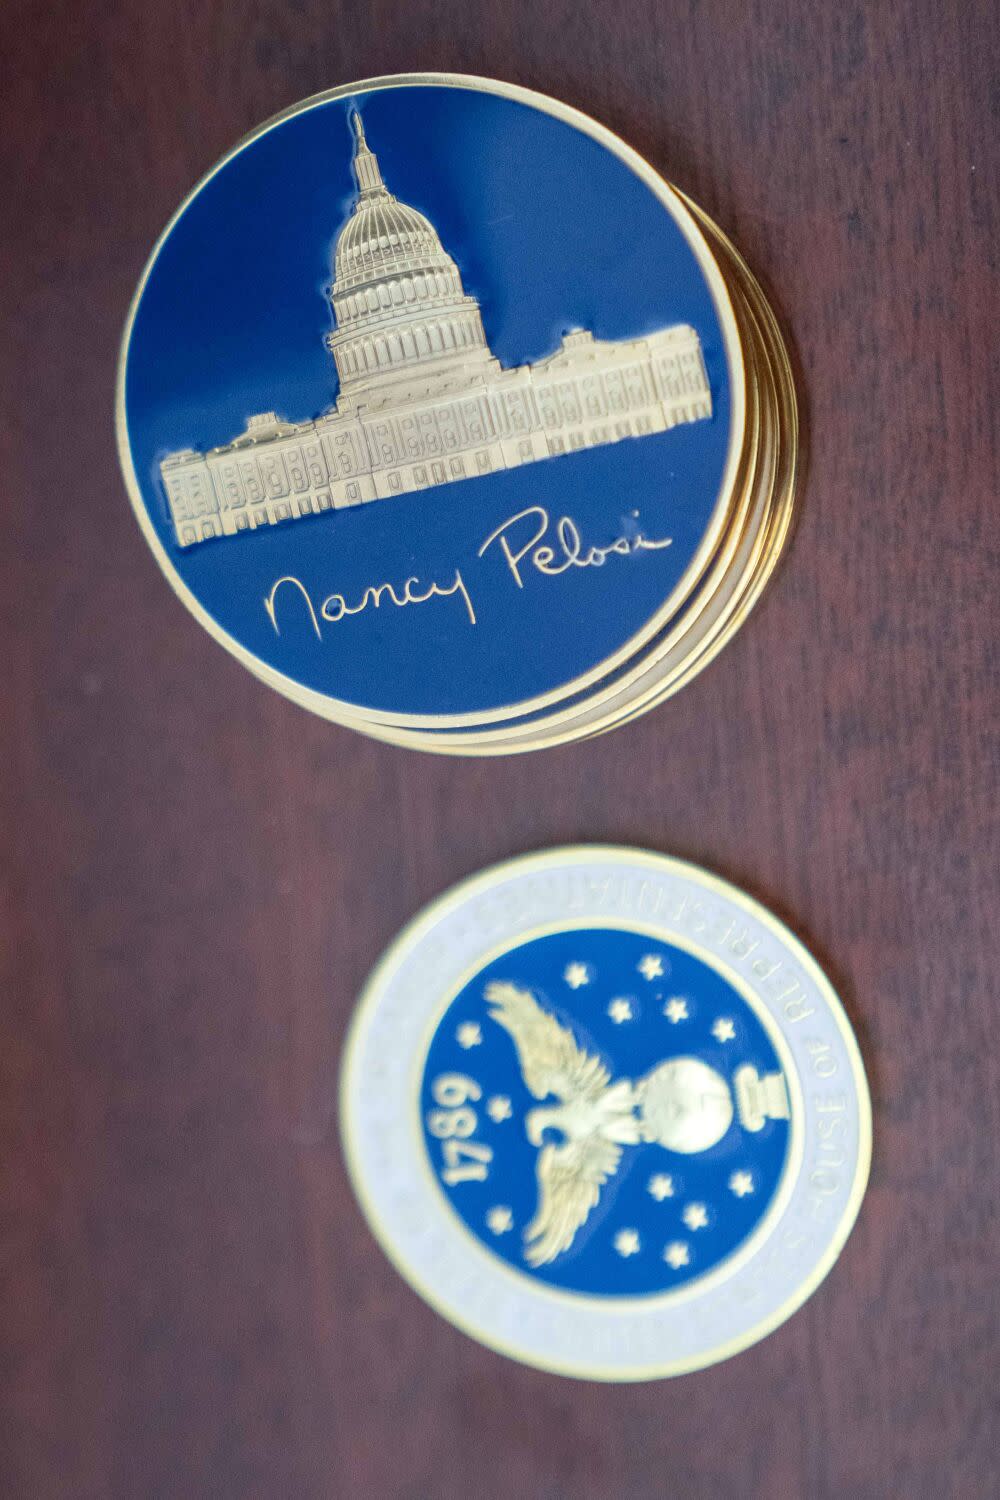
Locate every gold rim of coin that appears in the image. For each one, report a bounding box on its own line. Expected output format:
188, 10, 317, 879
358, 209, 797, 753
578, 205, 800, 742
116, 73, 749, 735
351, 258, 778, 749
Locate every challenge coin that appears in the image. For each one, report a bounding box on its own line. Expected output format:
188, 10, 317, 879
116, 75, 769, 747
341, 847, 871, 1378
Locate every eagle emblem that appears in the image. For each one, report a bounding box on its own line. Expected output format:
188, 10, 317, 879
485, 980, 789, 1267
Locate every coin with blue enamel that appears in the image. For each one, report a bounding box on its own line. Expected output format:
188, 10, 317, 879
421, 929, 791, 1296
342, 847, 871, 1379
117, 75, 750, 740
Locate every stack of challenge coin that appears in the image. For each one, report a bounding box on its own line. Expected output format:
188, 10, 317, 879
117, 74, 797, 754
341, 847, 871, 1379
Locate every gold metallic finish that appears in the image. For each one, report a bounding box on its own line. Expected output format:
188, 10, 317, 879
116, 74, 749, 738
361, 208, 797, 753
343, 278, 778, 750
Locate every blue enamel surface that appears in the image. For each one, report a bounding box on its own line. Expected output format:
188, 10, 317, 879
124, 85, 733, 716
419, 929, 789, 1297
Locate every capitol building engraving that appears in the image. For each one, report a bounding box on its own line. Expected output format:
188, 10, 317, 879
161, 114, 713, 548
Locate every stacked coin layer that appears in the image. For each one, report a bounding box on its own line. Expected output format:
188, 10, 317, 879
118, 74, 797, 753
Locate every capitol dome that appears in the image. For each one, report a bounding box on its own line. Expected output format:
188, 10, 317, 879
326, 113, 496, 408
333, 166, 447, 290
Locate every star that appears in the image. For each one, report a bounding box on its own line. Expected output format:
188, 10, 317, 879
712, 1017, 736, 1043
647, 1173, 675, 1201
485, 1206, 513, 1235
682, 1202, 709, 1231
663, 1241, 690, 1270
564, 962, 590, 989
486, 1095, 512, 1123
607, 997, 633, 1024
614, 1228, 641, 1257
663, 997, 689, 1024
638, 954, 664, 981
456, 1022, 482, 1049
729, 1170, 755, 1197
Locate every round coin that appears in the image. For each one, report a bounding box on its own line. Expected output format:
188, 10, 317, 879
117, 75, 748, 739
341, 846, 871, 1378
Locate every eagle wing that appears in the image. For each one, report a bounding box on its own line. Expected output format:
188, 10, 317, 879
524, 1135, 623, 1266
484, 980, 610, 1102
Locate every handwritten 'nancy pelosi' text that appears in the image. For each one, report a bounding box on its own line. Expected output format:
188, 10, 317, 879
262, 505, 671, 642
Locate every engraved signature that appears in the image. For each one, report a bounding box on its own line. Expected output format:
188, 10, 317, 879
477, 505, 671, 587
262, 506, 671, 641
264, 569, 476, 639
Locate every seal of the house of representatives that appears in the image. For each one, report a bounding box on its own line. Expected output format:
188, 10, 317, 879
341, 847, 870, 1379
117, 76, 797, 751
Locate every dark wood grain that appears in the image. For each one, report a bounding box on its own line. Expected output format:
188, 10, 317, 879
2, 2, 997, 1495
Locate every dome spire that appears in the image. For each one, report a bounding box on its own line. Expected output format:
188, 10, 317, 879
350, 110, 387, 199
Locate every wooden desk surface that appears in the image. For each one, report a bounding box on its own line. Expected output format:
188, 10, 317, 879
2, 3, 997, 1495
